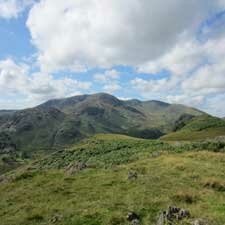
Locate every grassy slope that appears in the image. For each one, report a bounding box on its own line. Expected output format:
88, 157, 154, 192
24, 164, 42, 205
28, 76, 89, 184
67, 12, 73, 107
161, 115, 225, 141
1, 134, 225, 225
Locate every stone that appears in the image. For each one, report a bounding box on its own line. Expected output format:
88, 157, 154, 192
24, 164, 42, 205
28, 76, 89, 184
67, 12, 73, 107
168, 206, 180, 214
156, 206, 191, 225
126, 212, 139, 222
128, 171, 138, 180
156, 213, 165, 225
192, 219, 207, 225
151, 151, 161, 158
50, 214, 63, 223
179, 208, 190, 218
131, 218, 140, 225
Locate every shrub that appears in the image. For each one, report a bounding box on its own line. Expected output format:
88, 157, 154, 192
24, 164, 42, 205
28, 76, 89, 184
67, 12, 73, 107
172, 191, 198, 204
203, 179, 225, 192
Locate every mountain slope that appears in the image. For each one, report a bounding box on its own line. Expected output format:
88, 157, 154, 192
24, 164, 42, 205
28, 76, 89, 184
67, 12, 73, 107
0, 93, 204, 151
161, 115, 225, 141
1, 134, 225, 225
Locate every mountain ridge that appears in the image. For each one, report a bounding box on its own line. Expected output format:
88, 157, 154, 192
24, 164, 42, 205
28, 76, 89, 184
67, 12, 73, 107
0, 93, 206, 152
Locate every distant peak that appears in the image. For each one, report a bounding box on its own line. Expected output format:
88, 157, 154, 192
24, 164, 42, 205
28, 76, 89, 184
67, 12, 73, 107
90, 93, 122, 106
145, 100, 170, 107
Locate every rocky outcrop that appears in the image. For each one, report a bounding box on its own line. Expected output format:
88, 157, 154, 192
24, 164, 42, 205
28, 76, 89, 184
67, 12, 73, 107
127, 212, 140, 225
157, 206, 190, 225
128, 171, 138, 180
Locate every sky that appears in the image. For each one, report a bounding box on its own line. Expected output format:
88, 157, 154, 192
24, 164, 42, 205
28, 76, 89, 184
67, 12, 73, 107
0, 0, 225, 117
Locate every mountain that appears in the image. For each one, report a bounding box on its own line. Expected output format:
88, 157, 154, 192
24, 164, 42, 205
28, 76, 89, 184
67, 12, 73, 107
0, 93, 204, 152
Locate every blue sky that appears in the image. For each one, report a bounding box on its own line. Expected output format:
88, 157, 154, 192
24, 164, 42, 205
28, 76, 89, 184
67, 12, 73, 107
0, 0, 225, 117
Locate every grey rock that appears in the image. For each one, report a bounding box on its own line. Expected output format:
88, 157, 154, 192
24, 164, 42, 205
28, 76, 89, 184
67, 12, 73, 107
179, 208, 190, 218
156, 206, 191, 225
128, 171, 138, 180
156, 213, 165, 225
50, 214, 63, 223
151, 151, 161, 158
168, 206, 180, 214
131, 218, 140, 225
192, 219, 207, 225
127, 212, 139, 221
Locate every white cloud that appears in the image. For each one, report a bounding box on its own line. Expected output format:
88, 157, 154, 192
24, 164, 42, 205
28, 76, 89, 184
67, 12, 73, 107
1, 0, 225, 116
118, 97, 132, 101
203, 94, 225, 117
26, 0, 221, 72
166, 95, 205, 107
0, 58, 29, 93
131, 77, 179, 94
138, 40, 205, 76
94, 69, 120, 83
131, 31, 225, 116
94, 69, 121, 94
103, 83, 121, 94
0, 58, 91, 108
182, 64, 225, 95
0, 0, 33, 19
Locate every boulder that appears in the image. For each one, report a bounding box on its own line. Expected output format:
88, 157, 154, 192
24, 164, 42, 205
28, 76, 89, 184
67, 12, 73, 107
179, 208, 190, 219
156, 206, 191, 225
131, 218, 140, 225
127, 212, 139, 221
128, 171, 138, 180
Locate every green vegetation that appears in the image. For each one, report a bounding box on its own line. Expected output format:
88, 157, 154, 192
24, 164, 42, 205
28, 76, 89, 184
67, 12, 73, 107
179, 115, 225, 132
0, 154, 20, 175
161, 115, 225, 141
1, 134, 225, 224
36, 134, 172, 170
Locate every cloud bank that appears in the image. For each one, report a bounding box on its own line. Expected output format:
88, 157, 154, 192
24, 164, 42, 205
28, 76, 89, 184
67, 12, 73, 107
1, 0, 225, 116
0, 58, 91, 108
0, 0, 33, 19
27, 0, 220, 72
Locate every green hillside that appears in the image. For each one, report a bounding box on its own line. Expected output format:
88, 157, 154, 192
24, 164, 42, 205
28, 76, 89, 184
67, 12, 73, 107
1, 134, 225, 225
161, 115, 225, 141
0, 93, 203, 152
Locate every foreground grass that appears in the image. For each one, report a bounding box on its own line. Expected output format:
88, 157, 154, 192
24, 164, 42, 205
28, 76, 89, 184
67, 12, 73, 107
1, 134, 225, 225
